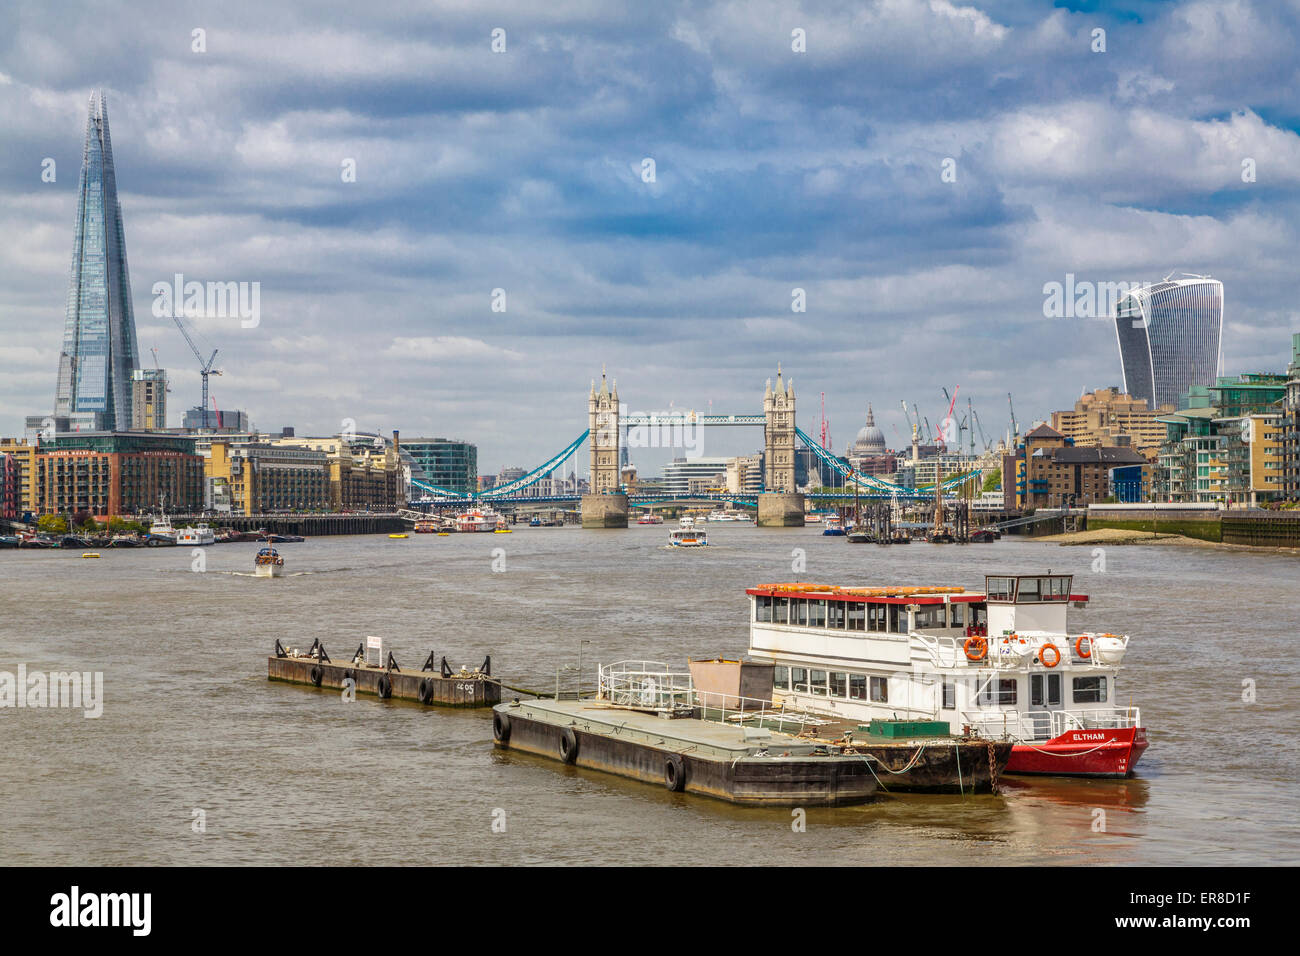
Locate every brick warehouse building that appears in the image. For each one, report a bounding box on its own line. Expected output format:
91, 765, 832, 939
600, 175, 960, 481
36, 432, 204, 518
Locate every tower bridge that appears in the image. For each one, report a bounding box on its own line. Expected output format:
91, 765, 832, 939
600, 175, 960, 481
407, 366, 981, 527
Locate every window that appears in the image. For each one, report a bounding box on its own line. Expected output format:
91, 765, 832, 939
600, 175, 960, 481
808, 600, 827, 628
830, 672, 847, 698
847, 603, 866, 631
1030, 673, 1062, 707
986, 576, 1015, 602
774, 665, 789, 690
810, 670, 828, 696
869, 676, 888, 703
978, 678, 1018, 706
868, 604, 887, 632
1072, 676, 1108, 703
942, 681, 956, 710
791, 667, 808, 693
827, 602, 846, 629
949, 603, 965, 627
790, 599, 808, 626
773, 597, 789, 624
755, 596, 772, 623
888, 604, 902, 633
849, 674, 867, 700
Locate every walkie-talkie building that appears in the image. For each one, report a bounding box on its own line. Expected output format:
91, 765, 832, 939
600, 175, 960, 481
1114, 277, 1223, 410
53, 91, 141, 431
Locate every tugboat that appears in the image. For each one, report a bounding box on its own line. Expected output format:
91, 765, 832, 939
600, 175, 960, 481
145, 512, 178, 547
745, 573, 1148, 778
253, 546, 284, 578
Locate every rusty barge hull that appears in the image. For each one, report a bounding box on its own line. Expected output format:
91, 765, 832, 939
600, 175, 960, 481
267, 656, 499, 708
842, 739, 1012, 793
492, 700, 879, 807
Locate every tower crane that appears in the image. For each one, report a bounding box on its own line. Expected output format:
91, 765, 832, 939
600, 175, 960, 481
1007, 392, 1019, 442
171, 315, 222, 429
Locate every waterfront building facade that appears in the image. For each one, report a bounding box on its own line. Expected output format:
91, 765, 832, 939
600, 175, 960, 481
207, 441, 330, 514
1050, 387, 1172, 457
1001, 424, 1146, 508
1284, 334, 1300, 499
661, 457, 730, 497
403, 438, 477, 496
269, 433, 403, 510
1, 453, 17, 520
1114, 277, 1223, 410
0, 438, 40, 515
53, 92, 141, 432
35, 432, 203, 517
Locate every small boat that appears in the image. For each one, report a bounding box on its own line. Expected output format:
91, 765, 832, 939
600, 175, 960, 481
81, 552, 101, 559
110, 534, 142, 548
528, 516, 542, 527
846, 527, 873, 544
437, 532, 450, 537
254, 546, 284, 577
969, 528, 997, 543
259, 531, 305, 543
636, 513, 664, 525
176, 524, 216, 546
389, 533, 409, 539
493, 527, 512, 534
805, 513, 823, 523
669, 526, 708, 547
822, 516, 846, 536
0, 535, 19, 549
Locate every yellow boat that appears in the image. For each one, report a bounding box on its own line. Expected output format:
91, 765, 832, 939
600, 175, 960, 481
82, 552, 101, 559
493, 528, 512, 533
437, 532, 450, 537
389, 533, 409, 539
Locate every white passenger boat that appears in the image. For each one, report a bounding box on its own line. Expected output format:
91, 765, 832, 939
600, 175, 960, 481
456, 510, 505, 533
744, 573, 1148, 777
176, 524, 216, 546
669, 525, 708, 547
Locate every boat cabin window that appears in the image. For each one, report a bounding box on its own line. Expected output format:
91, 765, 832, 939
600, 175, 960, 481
810, 669, 828, 696
915, 606, 946, 629
889, 604, 902, 633
1072, 676, 1108, 703
978, 677, 1018, 706
791, 599, 809, 627
869, 676, 888, 703
828, 602, 846, 629
1031, 673, 1062, 707
949, 603, 965, 627
774, 665, 789, 690
849, 674, 867, 700
985, 576, 1016, 602
755, 596, 773, 623
773, 597, 790, 624
830, 672, 847, 697
867, 603, 887, 632
942, 681, 956, 710
808, 600, 827, 628
847, 603, 866, 632
791, 667, 809, 693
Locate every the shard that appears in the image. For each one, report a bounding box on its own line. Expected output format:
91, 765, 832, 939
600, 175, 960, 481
54, 90, 140, 431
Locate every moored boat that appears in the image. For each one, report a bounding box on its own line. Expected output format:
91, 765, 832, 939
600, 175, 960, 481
176, 524, 216, 546
636, 512, 664, 525
744, 573, 1148, 778
414, 518, 439, 533
822, 515, 846, 536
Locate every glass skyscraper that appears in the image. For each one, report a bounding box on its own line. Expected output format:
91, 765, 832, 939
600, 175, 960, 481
54, 91, 141, 431
1114, 277, 1223, 410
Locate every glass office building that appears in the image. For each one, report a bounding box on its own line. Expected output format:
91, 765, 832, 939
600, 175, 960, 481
1114, 277, 1223, 410
403, 439, 478, 495
54, 91, 141, 431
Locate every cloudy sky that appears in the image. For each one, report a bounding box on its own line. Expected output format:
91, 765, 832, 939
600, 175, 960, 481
2, 0, 1298, 474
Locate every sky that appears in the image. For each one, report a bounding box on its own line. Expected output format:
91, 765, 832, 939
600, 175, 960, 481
2, 0, 1299, 474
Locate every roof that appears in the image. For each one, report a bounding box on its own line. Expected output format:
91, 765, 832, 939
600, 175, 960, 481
1049, 446, 1147, 464
1025, 423, 1065, 439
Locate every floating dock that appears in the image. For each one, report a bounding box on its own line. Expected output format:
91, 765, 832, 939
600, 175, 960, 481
269, 641, 500, 708
492, 698, 881, 806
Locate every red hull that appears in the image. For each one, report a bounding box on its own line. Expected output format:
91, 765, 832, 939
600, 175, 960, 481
1005, 727, 1148, 778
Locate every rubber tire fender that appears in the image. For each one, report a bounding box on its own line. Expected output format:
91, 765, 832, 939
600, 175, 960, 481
376, 675, 392, 699
559, 727, 579, 764
664, 753, 686, 792
310, 665, 323, 687
418, 678, 434, 704
493, 711, 511, 744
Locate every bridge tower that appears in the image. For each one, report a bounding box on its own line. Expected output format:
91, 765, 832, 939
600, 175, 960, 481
582, 366, 628, 528
759, 365, 805, 526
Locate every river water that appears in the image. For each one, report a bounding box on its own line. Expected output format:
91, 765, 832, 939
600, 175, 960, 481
1, 525, 1296, 866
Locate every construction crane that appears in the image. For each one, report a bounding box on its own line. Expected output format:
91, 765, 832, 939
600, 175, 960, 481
971, 406, 992, 451
1007, 392, 1019, 442
171, 315, 222, 429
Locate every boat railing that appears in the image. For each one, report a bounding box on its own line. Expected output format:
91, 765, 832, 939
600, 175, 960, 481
960, 709, 1050, 742
692, 690, 828, 736
1051, 707, 1141, 736
598, 661, 695, 712
913, 633, 1019, 670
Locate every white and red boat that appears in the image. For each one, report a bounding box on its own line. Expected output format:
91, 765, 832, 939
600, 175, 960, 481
743, 572, 1148, 778
455, 510, 506, 533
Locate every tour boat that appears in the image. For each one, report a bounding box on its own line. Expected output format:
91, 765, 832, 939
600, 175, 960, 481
637, 513, 664, 525
822, 515, 846, 536
413, 518, 438, 533
669, 525, 708, 547
176, 524, 216, 546
254, 547, 284, 578
456, 510, 504, 533
743, 573, 1148, 778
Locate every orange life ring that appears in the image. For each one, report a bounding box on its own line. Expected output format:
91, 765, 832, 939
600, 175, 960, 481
1039, 643, 1061, 668
964, 636, 988, 661
1075, 635, 1092, 659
